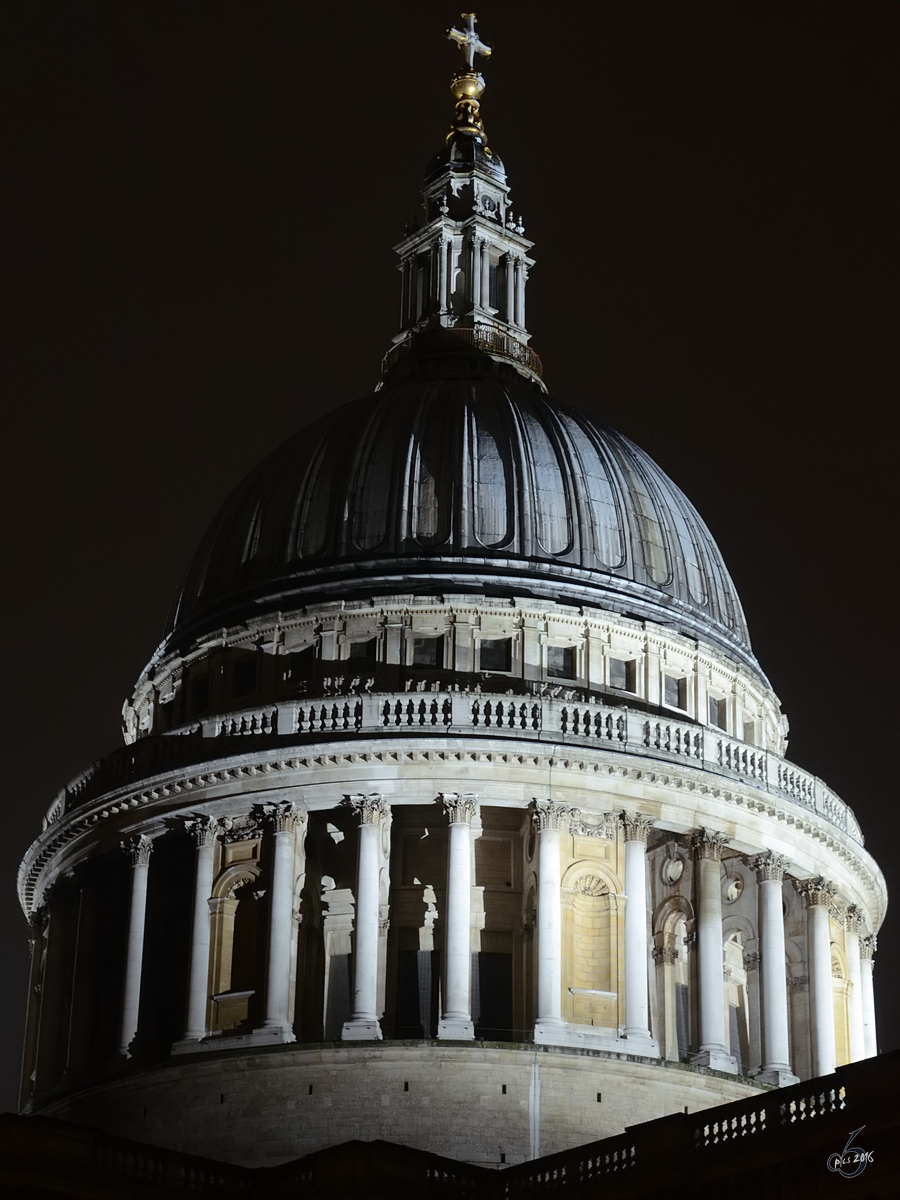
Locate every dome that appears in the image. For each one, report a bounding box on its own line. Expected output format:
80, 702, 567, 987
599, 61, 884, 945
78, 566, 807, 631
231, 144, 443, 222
169, 345, 756, 674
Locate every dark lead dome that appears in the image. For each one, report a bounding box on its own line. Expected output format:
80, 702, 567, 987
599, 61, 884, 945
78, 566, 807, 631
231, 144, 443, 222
168, 349, 756, 674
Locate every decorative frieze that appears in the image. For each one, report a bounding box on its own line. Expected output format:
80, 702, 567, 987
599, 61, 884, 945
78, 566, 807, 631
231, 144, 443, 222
344, 793, 388, 825
569, 811, 617, 839
691, 828, 729, 860
619, 812, 654, 843
439, 792, 478, 824
121, 834, 153, 867
750, 851, 790, 883
795, 876, 837, 908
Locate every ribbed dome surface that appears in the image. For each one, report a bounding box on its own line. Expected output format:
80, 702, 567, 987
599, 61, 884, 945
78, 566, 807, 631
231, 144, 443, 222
169, 350, 755, 671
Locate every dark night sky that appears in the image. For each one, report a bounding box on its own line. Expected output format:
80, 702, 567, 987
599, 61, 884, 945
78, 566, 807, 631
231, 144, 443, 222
3, 2, 897, 1112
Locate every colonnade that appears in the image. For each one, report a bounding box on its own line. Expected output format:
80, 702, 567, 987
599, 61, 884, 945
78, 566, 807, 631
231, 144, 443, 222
108, 801, 878, 1080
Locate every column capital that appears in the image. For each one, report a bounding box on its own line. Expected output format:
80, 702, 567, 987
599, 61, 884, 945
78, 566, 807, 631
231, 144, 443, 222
795, 875, 837, 908
184, 814, 221, 848
691, 828, 729, 860
255, 801, 307, 835
743, 951, 761, 972
121, 834, 153, 867
344, 792, 388, 825
531, 798, 575, 832
750, 851, 791, 883
619, 812, 655, 843
859, 933, 877, 961
653, 946, 677, 966
845, 905, 864, 935
439, 792, 478, 824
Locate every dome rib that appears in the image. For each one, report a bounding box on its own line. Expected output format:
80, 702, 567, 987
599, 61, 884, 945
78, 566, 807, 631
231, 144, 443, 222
166, 355, 755, 673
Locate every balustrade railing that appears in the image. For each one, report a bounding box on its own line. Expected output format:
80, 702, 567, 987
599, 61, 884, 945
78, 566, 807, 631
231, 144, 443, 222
53, 691, 863, 843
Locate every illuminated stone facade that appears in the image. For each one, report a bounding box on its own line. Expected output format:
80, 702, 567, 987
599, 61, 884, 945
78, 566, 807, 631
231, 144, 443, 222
18, 17, 885, 1172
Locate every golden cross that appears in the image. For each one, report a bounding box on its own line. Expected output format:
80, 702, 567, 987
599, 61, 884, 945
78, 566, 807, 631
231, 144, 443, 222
446, 13, 491, 70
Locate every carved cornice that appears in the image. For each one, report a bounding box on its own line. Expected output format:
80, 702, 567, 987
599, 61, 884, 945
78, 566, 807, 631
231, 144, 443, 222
859, 934, 877, 961
619, 812, 654, 843
750, 851, 790, 883
121, 834, 153, 867
440, 792, 478, 824
691, 828, 729, 860
344, 793, 388, 825
795, 875, 837, 908
19, 742, 882, 926
531, 798, 574, 832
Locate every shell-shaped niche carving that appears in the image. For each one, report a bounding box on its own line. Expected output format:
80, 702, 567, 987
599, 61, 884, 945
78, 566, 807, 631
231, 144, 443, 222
575, 874, 609, 897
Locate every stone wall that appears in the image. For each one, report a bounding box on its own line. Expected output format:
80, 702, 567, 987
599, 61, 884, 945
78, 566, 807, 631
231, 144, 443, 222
43, 1043, 762, 1168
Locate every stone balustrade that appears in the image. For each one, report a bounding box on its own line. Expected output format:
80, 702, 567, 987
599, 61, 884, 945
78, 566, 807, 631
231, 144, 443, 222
50, 692, 862, 844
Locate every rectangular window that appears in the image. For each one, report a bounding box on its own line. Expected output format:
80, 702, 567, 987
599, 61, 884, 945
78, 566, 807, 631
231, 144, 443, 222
412, 635, 443, 668
348, 638, 377, 664
190, 675, 210, 713
284, 645, 315, 687
480, 637, 512, 673
547, 645, 575, 679
488, 262, 499, 309
609, 658, 636, 692
664, 675, 688, 709
233, 658, 258, 699
709, 696, 727, 729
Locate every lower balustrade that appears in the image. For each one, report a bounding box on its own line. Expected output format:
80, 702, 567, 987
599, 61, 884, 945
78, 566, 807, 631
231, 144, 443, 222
56, 692, 861, 843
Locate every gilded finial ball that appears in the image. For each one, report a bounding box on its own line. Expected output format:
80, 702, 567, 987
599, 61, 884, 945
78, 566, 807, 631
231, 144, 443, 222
451, 70, 485, 102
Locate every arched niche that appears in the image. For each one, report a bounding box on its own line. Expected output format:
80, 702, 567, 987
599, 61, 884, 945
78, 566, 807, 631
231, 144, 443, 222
209, 861, 264, 1033
560, 861, 621, 1029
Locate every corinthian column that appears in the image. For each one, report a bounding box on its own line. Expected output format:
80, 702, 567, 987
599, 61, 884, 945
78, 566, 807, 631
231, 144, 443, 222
751, 852, 797, 1084
438, 793, 477, 1040
533, 799, 569, 1041
690, 829, 736, 1073
859, 934, 877, 1058
178, 816, 219, 1044
620, 813, 656, 1050
342, 793, 388, 1041
844, 906, 865, 1062
797, 876, 837, 1077
257, 802, 305, 1042
118, 834, 154, 1057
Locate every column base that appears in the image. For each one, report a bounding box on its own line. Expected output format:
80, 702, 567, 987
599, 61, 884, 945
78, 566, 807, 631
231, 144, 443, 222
172, 1026, 297, 1055
252, 1022, 297, 1044
691, 1048, 739, 1074
754, 1066, 799, 1086
342, 1018, 383, 1041
535, 1022, 659, 1057
437, 1017, 475, 1040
